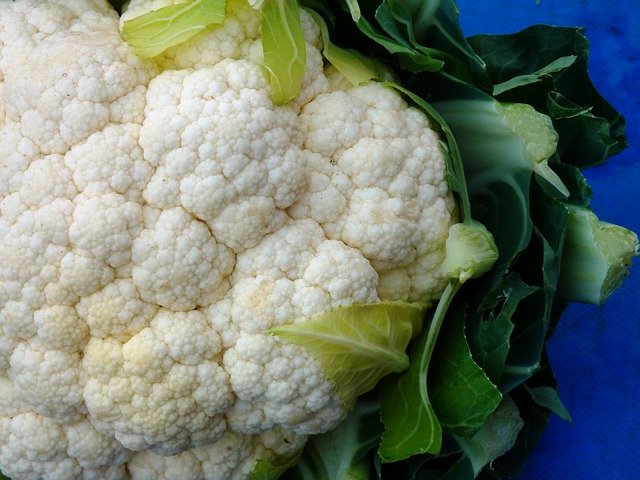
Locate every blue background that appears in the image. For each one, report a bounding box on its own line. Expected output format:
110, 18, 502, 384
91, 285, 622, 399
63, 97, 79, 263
455, 1, 640, 479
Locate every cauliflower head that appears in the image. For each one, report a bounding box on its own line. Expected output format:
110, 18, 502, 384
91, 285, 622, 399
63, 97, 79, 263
0, 0, 457, 478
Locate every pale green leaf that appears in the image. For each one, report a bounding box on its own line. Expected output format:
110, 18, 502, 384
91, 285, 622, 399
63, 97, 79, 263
270, 302, 426, 406
442, 220, 498, 283
121, 0, 227, 58
343, 0, 362, 22
496, 102, 569, 198
261, 0, 306, 105
250, 455, 301, 480
557, 205, 639, 304
304, 9, 377, 87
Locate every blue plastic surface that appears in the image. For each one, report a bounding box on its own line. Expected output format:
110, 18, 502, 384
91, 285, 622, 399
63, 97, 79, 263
455, 1, 640, 478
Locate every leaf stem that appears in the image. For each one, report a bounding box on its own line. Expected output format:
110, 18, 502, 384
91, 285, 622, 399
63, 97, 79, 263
418, 280, 460, 409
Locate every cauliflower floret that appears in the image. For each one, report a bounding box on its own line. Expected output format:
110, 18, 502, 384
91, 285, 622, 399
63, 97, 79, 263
0, 154, 77, 222
0, 0, 457, 478
140, 60, 310, 252
291, 83, 455, 301
224, 334, 345, 435
123, 0, 262, 71
10, 339, 87, 424
83, 310, 233, 455
126, 428, 305, 480
70, 191, 144, 268
2, 6, 156, 155
228, 218, 377, 334
33, 305, 89, 351
47, 250, 115, 305
0, 411, 83, 480
76, 278, 158, 342
0, 383, 130, 480
65, 123, 153, 202
65, 419, 132, 472
0, 123, 40, 198
131, 207, 235, 311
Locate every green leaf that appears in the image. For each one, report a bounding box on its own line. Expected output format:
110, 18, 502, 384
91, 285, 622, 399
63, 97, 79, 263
432, 84, 534, 274
250, 455, 302, 480
488, 386, 552, 478
377, 0, 488, 82
343, 0, 362, 22
469, 25, 627, 167
304, 9, 377, 86
270, 302, 426, 406
261, 0, 307, 105
467, 275, 534, 387
525, 386, 572, 423
378, 336, 442, 462
378, 283, 458, 462
283, 396, 382, 480
335, 0, 444, 73
121, 0, 227, 58
453, 396, 524, 477
491, 55, 577, 97
429, 299, 502, 437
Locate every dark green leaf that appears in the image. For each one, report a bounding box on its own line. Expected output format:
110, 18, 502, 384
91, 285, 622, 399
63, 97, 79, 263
525, 386, 572, 422
491, 55, 576, 97
382, 0, 489, 83
487, 388, 552, 478
429, 300, 502, 437
452, 396, 524, 477
547, 163, 592, 207
343, 4, 444, 73
436, 458, 476, 480
494, 188, 566, 392
469, 25, 627, 167
467, 275, 534, 386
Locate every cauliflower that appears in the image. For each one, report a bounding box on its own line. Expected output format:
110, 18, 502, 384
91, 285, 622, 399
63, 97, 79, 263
0, 0, 457, 478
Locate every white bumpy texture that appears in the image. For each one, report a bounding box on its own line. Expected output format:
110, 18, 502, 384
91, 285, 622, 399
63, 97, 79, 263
0, 0, 457, 478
